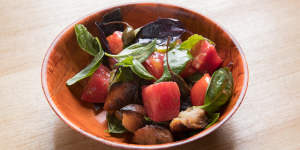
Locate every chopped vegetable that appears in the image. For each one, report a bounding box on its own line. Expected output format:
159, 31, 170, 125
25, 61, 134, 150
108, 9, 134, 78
104, 82, 139, 111
106, 31, 123, 54
143, 51, 165, 79
81, 65, 110, 103
191, 40, 222, 73
133, 125, 173, 144
170, 107, 208, 132
121, 111, 145, 132
190, 73, 211, 106
142, 82, 180, 122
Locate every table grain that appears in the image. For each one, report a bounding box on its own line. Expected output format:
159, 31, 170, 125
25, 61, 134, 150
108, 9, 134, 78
0, 0, 299, 149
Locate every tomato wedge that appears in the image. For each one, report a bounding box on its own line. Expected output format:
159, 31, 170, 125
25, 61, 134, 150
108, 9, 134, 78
143, 52, 165, 79
191, 40, 222, 74
81, 65, 110, 103
190, 73, 211, 106
106, 31, 123, 54
142, 82, 180, 122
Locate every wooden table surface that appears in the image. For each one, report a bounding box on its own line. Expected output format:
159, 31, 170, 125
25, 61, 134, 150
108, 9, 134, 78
1, 0, 300, 149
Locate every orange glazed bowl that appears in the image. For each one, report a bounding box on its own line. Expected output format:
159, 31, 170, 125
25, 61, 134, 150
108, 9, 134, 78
41, 3, 248, 149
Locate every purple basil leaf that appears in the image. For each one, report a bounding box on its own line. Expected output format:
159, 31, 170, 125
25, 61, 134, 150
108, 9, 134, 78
100, 8, 124, 36
136, 18, 186, 45
95, 22, 110, 53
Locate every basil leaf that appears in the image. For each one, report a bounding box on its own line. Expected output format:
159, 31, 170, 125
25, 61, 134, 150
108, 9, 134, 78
180, 34, 215, 50
115, 56, 133, 67
200, 68, 233, 113
66, 50, 104, 85
95, 22, 111, 53
98, 8, 123, 37
205, 113, 220, 129
136, 18, 186, 45
106, 113, 127, 134
109, 67, 135, 88
74, 24, 100, 56
155, 46, 192, 83
180, 34, 206, 50
116, 57, 156, 80
105, 39, 156, 62
130, 59, 156, 80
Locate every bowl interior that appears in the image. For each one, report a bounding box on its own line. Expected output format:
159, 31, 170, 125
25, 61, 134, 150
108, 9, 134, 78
42, 3, 248, 149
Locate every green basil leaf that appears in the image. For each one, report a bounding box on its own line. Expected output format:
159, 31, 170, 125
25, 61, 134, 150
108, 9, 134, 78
115, 56, 133, 67
105, 39, 156, 62
155, 46, 192, 83
74, 24, 100, 56
66, 24, 105, 85
66, 50, 104, 85
106, 113, 127, 134
180, 34, 206, 50
109, 67, 135, 87
200, 68, 233, 113
205, 113, 220, 129
180, 34, 215, 50
130, 59, 156, 80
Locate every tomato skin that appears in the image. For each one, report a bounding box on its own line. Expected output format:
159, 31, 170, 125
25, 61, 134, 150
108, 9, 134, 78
143, 52, 165, 79
106, 31, 123, 54
142, 82, 180, 122
190, 73, 211, 106
191, 40, 222, 74
81, 65, 110, 103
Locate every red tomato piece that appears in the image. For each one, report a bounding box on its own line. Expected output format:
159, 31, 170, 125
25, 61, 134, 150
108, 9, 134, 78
190, 73, 211, 106
81, 65, 110, 103
106, 31, 123, 54
191, 40, 222, 74
142, 82, 180, 122
180, 60, 197, 78
143, 52, 165, 79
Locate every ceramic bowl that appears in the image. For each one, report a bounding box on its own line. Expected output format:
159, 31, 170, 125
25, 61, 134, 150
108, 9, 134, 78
41, 3, 248, 149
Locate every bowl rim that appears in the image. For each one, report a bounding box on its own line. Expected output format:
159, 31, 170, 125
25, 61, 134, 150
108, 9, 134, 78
41, 2, 249, 149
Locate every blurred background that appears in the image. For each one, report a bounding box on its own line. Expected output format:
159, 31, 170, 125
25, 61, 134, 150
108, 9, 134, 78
0, 0, 299, 149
